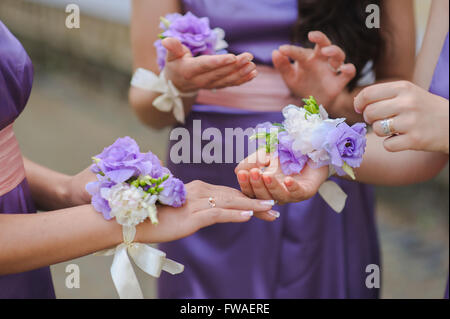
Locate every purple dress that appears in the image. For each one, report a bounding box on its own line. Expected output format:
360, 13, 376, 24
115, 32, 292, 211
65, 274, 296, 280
428, 32, 449, 299
0, 21, 55, 299
159, 0, 379, 298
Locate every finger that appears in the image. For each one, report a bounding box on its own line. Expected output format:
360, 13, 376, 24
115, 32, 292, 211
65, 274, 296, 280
372, 114, 408, 137
354, 82, 402, 114
249, 168, 273, 200
162, 37, 191, 61
237, 170, 256, 198
254, 210, 280, 222
278, 45, 310, 63
363, 99, 399, 124
272, 49, 295, 77
194, 59, 254, 86
206, 62, 257, 89
338, 63, 356, 82
196, 208, 254, 227
283, 176, 306, 200
321, 45, 346, 64
308, 31, 332, 57
383, 134, 411, 152
288, 163, 328, 202
214, 193, 276, 212
234, 149, 270, 173
184, 54, 238, 76
262, 173, 290, 204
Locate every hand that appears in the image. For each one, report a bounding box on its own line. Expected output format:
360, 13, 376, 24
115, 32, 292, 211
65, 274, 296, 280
354, 81, 450, 154
136, 180, 278, 243
235, 149, 329, 204
273, 31, 356, 108
65, 167, 97, 207
162, 37, 257, 92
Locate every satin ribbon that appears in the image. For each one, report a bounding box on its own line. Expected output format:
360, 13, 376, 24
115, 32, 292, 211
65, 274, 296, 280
318, 181, 348, 213
131, 68, 198, 124
95, 225, 184, 299
0, 124, 26, 197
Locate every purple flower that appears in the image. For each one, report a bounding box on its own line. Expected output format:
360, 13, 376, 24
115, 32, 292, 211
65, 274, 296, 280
324, 122, 367, 175
277, 131, 308, 175
85, 177, 115, 220
91, 137, 154, 183
158, 176, 186, 208
155, 12, 219, 70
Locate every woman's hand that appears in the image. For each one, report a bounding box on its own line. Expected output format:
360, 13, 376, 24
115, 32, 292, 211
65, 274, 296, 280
273, 31, 356, 107
64, 167, 97, 207
234, 149, 328, 204
136, 180, 278, 243
163, 37, 257, 92
354, 81, 450, 154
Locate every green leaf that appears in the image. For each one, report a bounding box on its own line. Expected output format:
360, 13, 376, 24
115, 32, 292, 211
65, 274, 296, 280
160, 16, 171, 28
302, 96, 320, 115
342, 162, 356, 180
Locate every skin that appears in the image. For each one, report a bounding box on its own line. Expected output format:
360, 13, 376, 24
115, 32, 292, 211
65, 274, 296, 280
273, 0, 416, 123
1, 160, 277, 275
129, 0, 257, 129
235, 0, 449, 202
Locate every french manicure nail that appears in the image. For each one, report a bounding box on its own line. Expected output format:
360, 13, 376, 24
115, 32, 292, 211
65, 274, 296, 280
268, 210, 280, 218
241, 210, 254, 217
260, 200, 275, 206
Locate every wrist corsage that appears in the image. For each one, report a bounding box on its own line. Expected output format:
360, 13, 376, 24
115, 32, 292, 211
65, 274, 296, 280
130, 12, 228, 124
253, 96, 367, 212
86, 137, 186, 299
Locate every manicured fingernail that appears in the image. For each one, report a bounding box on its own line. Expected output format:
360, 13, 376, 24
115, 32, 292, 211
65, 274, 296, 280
240, 63, 254, 75
263, 175, 272, 185
250, 171, 260, 181
225, 55, 236, 64
237, 173, 248, 182
241, 210, 254, 217
249, 70, 257, 79
260, 200, 275, 206
268, 210, 280, 218
284, 178, 293, 187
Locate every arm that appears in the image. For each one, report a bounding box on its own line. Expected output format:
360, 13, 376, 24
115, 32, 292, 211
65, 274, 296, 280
129, 0, 256, 129
23, 158, 94, 211
0, 181, 276, 275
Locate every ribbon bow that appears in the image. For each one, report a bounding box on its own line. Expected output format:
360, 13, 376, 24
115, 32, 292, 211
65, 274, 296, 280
131, 68, 198, 124
95, 225, 184, 299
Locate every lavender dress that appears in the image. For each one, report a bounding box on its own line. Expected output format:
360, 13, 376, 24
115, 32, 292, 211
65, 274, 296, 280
428, 32, 449, 299
0, 21, 55, 299
159, 0, 379, 298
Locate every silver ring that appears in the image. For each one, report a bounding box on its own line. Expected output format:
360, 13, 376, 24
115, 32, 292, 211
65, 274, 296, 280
208, 197, 216, 208
381, 118, 395, 136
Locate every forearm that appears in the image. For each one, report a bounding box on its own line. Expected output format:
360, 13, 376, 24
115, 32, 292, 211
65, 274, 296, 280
129, 87, 196, 129
0, 205, 122, 275
23, 158, 72, 211
353, 133, 448, 185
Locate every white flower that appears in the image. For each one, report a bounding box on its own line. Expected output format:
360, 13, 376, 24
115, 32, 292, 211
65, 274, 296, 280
282, 105, 324, 154
213, 28, 228, 51
101, 183, 158, 227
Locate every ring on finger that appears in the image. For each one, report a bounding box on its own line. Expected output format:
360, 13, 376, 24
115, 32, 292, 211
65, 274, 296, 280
208, 197, 216, 208
380, 118, 396, 136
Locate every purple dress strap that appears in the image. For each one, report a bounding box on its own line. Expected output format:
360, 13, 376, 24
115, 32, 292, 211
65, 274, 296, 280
0, 20, 55, 299
428, 32, 449, 299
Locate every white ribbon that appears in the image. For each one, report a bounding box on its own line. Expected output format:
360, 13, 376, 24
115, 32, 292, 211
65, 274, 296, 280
131, 68, 198, 124
95, 225, 184, 299
318, 180, 348, 213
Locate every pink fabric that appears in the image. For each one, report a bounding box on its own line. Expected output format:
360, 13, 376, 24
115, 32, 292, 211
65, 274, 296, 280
0, 124, 25, 196
196, 65, 300, 111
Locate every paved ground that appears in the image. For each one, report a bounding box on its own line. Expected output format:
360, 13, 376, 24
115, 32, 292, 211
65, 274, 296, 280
13, 56, 449, 299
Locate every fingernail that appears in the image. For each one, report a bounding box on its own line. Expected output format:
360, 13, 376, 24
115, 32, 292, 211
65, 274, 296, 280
268, 210, 280, 218
240, 63, 254, 75
263, 175, 272, 185
238, 57, 249, 66
241, 210, 254, 217
238, 173, 248, 182
225, 55, 236, 64
250, 171, 260, 181
260, 200, 275, 206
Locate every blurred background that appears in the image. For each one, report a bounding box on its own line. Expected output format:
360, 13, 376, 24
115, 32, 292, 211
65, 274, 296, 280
0, 0, 448, 299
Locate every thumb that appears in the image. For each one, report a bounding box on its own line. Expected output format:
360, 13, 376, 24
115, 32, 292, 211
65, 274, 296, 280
162, 37, 191, 62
